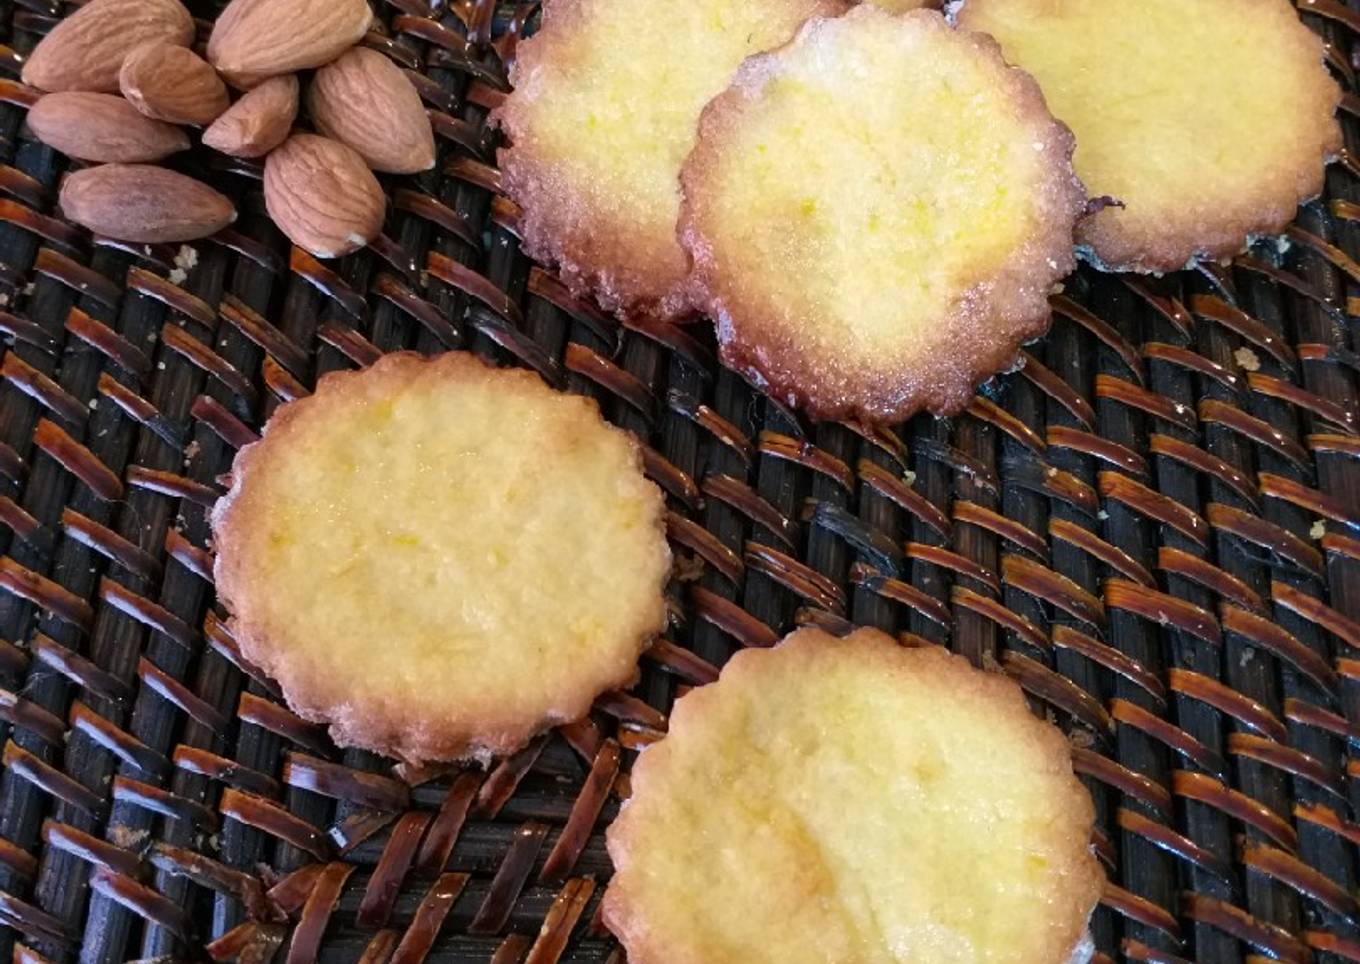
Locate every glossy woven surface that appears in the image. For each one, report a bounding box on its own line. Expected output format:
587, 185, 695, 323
0, 0, 1357, 961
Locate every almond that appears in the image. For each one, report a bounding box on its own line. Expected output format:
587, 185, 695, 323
202, 75, 298, 158
308, 47, 435, 174
120, 43, 230, 125
22, 0, 194, 93
28, 92, 189, 162
264, 134, 384, 258
207, 0, 372, 89
60, 164, 236, 242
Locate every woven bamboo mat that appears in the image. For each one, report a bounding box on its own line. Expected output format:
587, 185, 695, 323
0, 0, 1356, 961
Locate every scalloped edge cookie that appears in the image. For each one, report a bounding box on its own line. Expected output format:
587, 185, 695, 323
679, 7, 1085, 423
605, 626, 1104, 964
212, 351, 671, 764
956, 0, 1342, 273
492, 0, 845, 322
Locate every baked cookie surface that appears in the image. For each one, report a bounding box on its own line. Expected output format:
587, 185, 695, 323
680, 7, 1084, 423
604, 627, 1104, 964
956, 0, 1341, 272
491, 0, 842, 321
211, 352, 670, 764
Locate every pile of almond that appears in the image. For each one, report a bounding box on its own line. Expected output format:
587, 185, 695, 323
22, 0, 435, 258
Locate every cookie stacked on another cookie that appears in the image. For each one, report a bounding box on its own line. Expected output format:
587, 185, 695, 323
492, 0, 844, 321
497, 0, 1340, 421
680, 6, 1084, 422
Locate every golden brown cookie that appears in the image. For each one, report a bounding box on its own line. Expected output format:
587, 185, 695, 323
212, 352, 670, 764
491, 0, 844, 321
956, 0, 1342, 272
605, 627, 1103, 964
680, 7, 1085, 423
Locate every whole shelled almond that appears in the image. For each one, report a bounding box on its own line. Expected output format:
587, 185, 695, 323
264, 134, 383, 258
308, 47, 435, 174
208, 0, 372, 89
28, 92, 190, 162
22, 0, 194, 93
60, 164, 236, 242
120, 43, 230, 126
202, 75, 298, 158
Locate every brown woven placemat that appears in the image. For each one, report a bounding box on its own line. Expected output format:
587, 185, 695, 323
0, 0, 1356, 961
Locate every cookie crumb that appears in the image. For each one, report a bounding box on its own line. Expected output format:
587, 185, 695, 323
108, 825, 149, 850
175, 245, 199, 271
673, 552, 705, 583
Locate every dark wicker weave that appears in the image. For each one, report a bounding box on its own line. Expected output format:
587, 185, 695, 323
0, 0, 1355, 960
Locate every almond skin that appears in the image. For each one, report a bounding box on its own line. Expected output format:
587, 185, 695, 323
264, 134, 384, 258
120, 43, 230, 125
22, 0, 194, 93
208, 0, 372, 89
60, 164, 236, 243
308, 47, 435, 174
202, 75, 298, 158
28, 92, 189, 162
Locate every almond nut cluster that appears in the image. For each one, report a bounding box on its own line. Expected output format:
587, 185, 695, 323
22, 0, 435, 257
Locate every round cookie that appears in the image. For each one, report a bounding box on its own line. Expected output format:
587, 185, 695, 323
956, 0, 1342, 273
604, 627, 1104, 964
212, 352, 670, 764
680, 7, 1085, 423
491, 0, 843, 321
